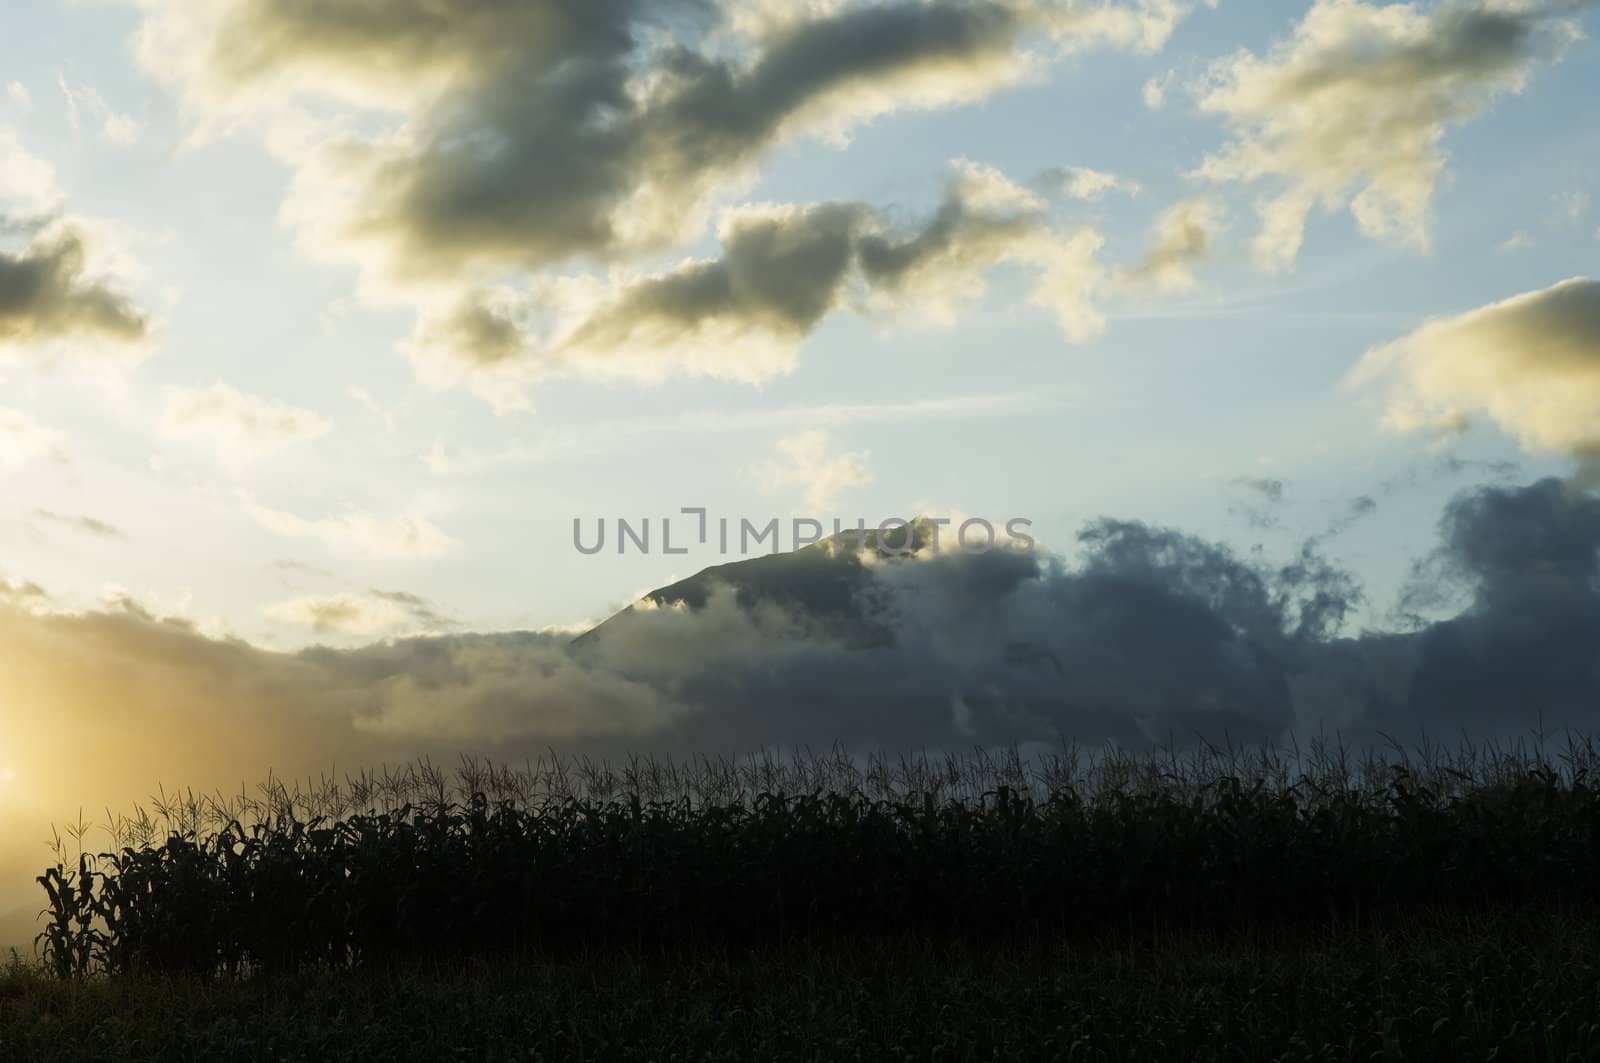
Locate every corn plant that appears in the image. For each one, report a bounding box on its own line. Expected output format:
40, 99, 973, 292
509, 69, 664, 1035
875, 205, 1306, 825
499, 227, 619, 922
32, 732, 1600, 979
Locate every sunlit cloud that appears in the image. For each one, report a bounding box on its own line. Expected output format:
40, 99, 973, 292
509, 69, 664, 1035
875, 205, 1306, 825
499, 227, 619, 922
32, 510, 127, 541
161, 382, 331, 467
1037, 165, 1141, 200
749, 430, 874, 510
0, 126, 58, 212
267, 589, 453, 638
0, 406, 67, 470
245, 498, 460, 561
407, 160, 1111, 407
57, 75, 144, 146
1350, 277, 1600, 461
1194, 0, 1584, 272
120, 0, 1203, 403
1119, 196, 1227, 293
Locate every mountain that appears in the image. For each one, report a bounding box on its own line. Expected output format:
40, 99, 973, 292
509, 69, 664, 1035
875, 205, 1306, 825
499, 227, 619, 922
571, 520, 935, 653
565, 515, 1306, 750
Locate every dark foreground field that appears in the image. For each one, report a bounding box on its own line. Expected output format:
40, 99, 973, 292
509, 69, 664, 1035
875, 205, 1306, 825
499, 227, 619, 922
9, 740, 1600, 1060
6, 908, 1600, 1062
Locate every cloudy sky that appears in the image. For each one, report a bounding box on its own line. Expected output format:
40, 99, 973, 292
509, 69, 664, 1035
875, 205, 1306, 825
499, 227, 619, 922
2, 0, 1600, 917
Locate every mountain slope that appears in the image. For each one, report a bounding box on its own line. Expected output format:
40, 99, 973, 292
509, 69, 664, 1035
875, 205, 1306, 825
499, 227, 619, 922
571, 521, 934, 652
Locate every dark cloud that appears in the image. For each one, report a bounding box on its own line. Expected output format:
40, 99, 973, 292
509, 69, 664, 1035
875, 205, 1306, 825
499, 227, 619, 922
1319, 494, 1378, 541
141, 0, 1195, 283
1235, 477, 1286, 504
7, 475, 1600, 921
17, 477, 1595, 765
563, 202, 868, 355
411, 162, 1106, 391
172, 0, 1028, 279
0, 223, 150, 350
1395, 478, 1600, 735
1228, 476, 1286, 531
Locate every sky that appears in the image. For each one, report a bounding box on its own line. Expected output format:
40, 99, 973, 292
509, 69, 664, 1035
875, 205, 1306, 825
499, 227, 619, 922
2, 0, 1600, 924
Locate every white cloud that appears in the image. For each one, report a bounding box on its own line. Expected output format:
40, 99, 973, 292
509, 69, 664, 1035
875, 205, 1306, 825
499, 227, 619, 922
1194, 0, 1582, 272
1350, 277, 1600, 458
246, 498, 460, 561
1499, 230, 1533, 254
1555, 189, 1591, 227
57, 76, 144, 146
1120, 196, 1226, 292
0, 126, 61, 212
749, 430, 873, 510
161, 382, 331, 466
1041, 165, 1141, 200
1142, 69, 1174, 109
5, 82, 30, 111
0, 406, 67, 469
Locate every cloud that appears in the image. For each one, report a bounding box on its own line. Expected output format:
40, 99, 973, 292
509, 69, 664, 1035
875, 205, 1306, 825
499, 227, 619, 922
267, 589, 453, 638
1194, 0, 1585, 271
132, 0, 1196, 283
1142, 68, 1175, 108
5, 83, 30, 111
0, 575, 48, 611
7, 472, 1600, 918
1228, 476, 1288, 530
407, 160, 1110, 406
750, 430, 874, 510
1391, 478, 1600, 730
32, 510, 128, 541
1500, 230, 1533, 253
56, 76, 144, 146
11, 472, 1593, 773
161, 383, 331, 466
1121, 196, 1226, 292
1556, 189, 1590, 226
0, 406, 67, 469
246, 499, 460, 561
1350, 277, 1600, 461
1237, 477, 1287, 504
119, 0, 1200, 403
0, 219, 153, 362
0, 126, 59, 216
1037, 165, 1141, 200
856, 159, 1105, 335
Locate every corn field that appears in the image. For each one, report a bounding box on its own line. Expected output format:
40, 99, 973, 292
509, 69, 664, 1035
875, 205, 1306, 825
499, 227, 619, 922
32, 733, 1600, 979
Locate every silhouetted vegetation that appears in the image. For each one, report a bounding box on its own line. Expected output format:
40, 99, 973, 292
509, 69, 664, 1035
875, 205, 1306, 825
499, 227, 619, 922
9, 909, 1600, 1062
28, 734, 1600, 979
